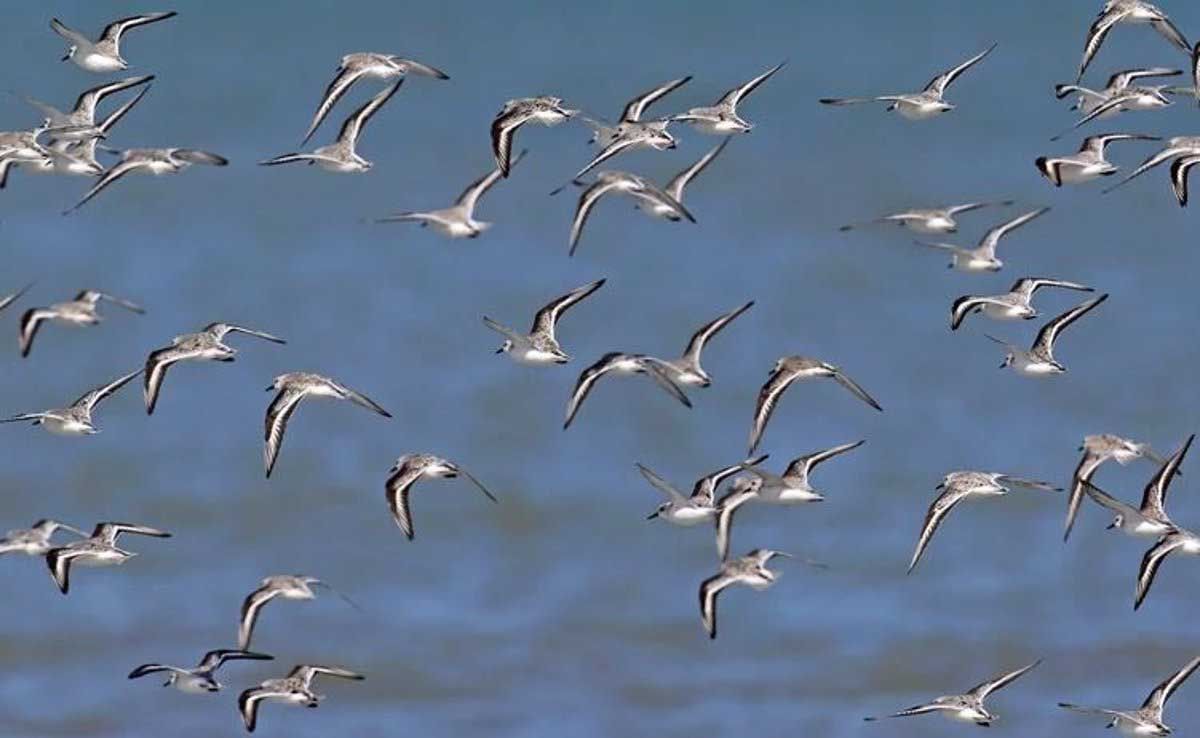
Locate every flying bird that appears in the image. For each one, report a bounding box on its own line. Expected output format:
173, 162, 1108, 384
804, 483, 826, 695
820, 43, 996, 119
303, 52, 447, 143
748, 356, 881, 455
987, 294, 1109, 376
571, 76, 691, 180
260, 80, 401, 173
635, 138, 730, 221
865, 660, 1041, 726
0, 519, 86, 556
490, 96, 576, 177
238, 575, 358, 650
45, 521, 170, 594
1079, 434, 1190, 540
1063, 434, 1168, 541
840, 200, 1013, 235
639, 455, 764, 526
143, 322, 285, 415
1, 369, 140, 435
1075, 2, 1190, 83
909, 472, 1061, 573
671, 62, 785, 134
657, 300, 754, 387
949, 277, 1093, 330
1036, 133, 1160, 186
915, 206, 1050, 273
482, 277, 605, 365
129, 649, 274, 694
698, 549, 794, 639
377, 150, 526, 238
384, 454, 497, 540
50, 12, 177, 73
65, 147, 228, 213
1060, 655, 1200, 735
566, 172, 693, 256
238, 665, 364, 733
563, 352, 692, 430
18, 289, 144, 357
263, 372, 392, 478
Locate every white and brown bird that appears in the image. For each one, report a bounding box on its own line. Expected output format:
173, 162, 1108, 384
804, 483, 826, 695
129, 649, 274, 694
566, 171, 693, 256
263, 372, 391, 478
909, 472, 1061, 573
1, 368, 140, 435
986, 294, 1108, 376
143, 322, 285, 415
238, 575, 358, 650
65, 147, 228, 213
490, 96, 577, 177
698, 548, 793, 639
671, 62, 785, 134
1063, 433, 1169, 541
866, 660, 1041, 726
45, 521, 170, 594
1036, 133, 1160, 186
238, 665, 364, 733
1060, 655, 1200, 735
840, 200, 1013, 235
916, 206, 1050, 273
260, 81, 401, 173
303, 52, 447, 144
563, 352, 692, 429
949, 277, 1093, 330
384, 454, 497, 540
483, 277, 605, 365
377, 150, 525, 238
571, 76, 690, 180
748, 356, 881, 454
18, 289, 144, 357
0, 519, 86, 557
1076, 2, 1190, 83
820, 44, 996, 119
1077, 435, 1189, 542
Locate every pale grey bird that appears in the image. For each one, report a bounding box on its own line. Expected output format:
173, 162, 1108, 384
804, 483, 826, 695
657, 300, 754, 388
1077, 434, 1190, 541
909, 472, 1061, 573
129, 649, 274, 694
1036, 133, 1160, 186
1060, 655, 1200, 735
490, 96, 577, 177
1104, 135, 1200, 197
238, 575, 358, 650
18, 289, 144, 357
987, 294, 1109, 376
571, 76, 691, 180
950, 277, 1093, 330
45, 521, 171, 594
483, 277, 605, 365
143, 322, 285, 414
639, 455, 765, 527
820, 44, 996, 119
1, 369, 141, 435
698, 548, 793, 639
563, 352, 692, 429
1076, 1, 1190, 83
915, 206, 1050, 273
748, 356, 881, 455
839, 200, 1013, 235
671, 62, 785, 134
22, 75, 153, 142
303, 52, 448, 143
566, 171, 693, 256
384, 453, 497, 540
865, 660, 1041, 726
260, 81, 401, 173
263, 372, 392, 478
65, 147, 228, 213
0, 519, 87, 556
635, 138, 729, 221
50, 12, 177, 73
1063, 433, 1168, 541
238, 665, 364, 733
377, 150, 526, 238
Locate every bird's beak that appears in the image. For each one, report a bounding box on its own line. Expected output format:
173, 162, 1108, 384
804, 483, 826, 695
265, 385, 275, 391
646, 511, 659, 520
60, 53, 70, 62
1106, 521, 1117, 529
494, 347, 504, 354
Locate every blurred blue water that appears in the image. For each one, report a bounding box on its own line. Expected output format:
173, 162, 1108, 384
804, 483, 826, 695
2, 1, 1199, 736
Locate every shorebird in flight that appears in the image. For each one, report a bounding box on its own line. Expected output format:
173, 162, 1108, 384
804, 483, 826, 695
65, 147, 228, 213
1104, 136, 1200, 199
1079, 435, 1190, 541
21, 84, 150, 180
377, 150, 526, 238
563, 352, 692, 430
915, 206, 1050, 273
490, 96, 577, 177
638, 455, 764, 527
698, 549, 793, 639
865, 660, 1041, 726
1036, 133, 1160, 186
238, 665, 364, 733
22, 75, 153, 142
636, 138, 729, 221
909, 471, 1061, 573
987, 294, 1108, 376
949, 277, 1093, 330
671, 62, 785, 134
716, 441, 864, 560
45, 521, 170, 594
840, 200, 1013, 235
0, 519, 86, 557
384, 454, 497, 540
566, 171, 693, 256
656, 300, 753, 388
143, 323, 285, 414
820, 43, 996, 119
483, 277, 605, 365
50, 12, 177, 73
260, 81, 401, 173
1060, 655, 1200, 735
572, 76, 690, 180
1063, 434, 1168, 541
129, 649, 274, 694
1, 369, 140, 435
303, 52, 448, 143
18, 289, 144, 357
1057, 67, 1181, 117
263, 372, 392, 478
748, 356, 881, 455
1075, 2, 1190, 83
238, 575, 358, 650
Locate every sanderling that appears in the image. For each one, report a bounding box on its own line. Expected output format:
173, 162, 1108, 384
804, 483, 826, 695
671, 63, 785, 134
1060, 655, 1200, 735
950, 277, 1093, 330
483, 277, 605, 365
238, 575, 358, 650
820, 44, 996, 119
303, 52, 447, 143
563, 352, 692, 429
1, 368, 141, 435
51, 12, 177, 73
376, 150, 526, 238
491, 96, 577, 177
748, 356, 881, 455
0, 519, 86, 556
986, 294, 1108, 376
260, 80, 401, 173
45, 521, 170, 594
143, 322, 285, 415
238, 665, 364, 733
1076, 2, 1190, 83
916, 206, 1050, 273
1037, 133, 1160, 186
129, 649, 273, 694
1063, 433, 1168, 541
18, 289, 144, 357
865, 660, 1041, 726
384, 453, 497, 540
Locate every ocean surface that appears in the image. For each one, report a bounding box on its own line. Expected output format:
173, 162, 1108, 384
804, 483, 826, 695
2, 1, 1199, 736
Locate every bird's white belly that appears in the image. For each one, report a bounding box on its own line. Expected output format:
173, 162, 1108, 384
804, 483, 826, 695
1015, 359, 1060, 376
1131, 520, 1171, 538
775, 487, 823, 503
894, 101, 944, 120
909, 218, 954, 234
982, 303, 1030, 320
666, 506, 713, 525
949, 708, 986, 723
42, 417, 93, 435
1058, 161, 1114, 183
955, 257, 999, 272
516, 349, 561, 365
174, 676, 216, 694
76, 53, 125, 73
317, 159, 366, 173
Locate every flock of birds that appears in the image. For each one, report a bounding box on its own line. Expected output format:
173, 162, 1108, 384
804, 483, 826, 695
2, 2, 1200, 734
